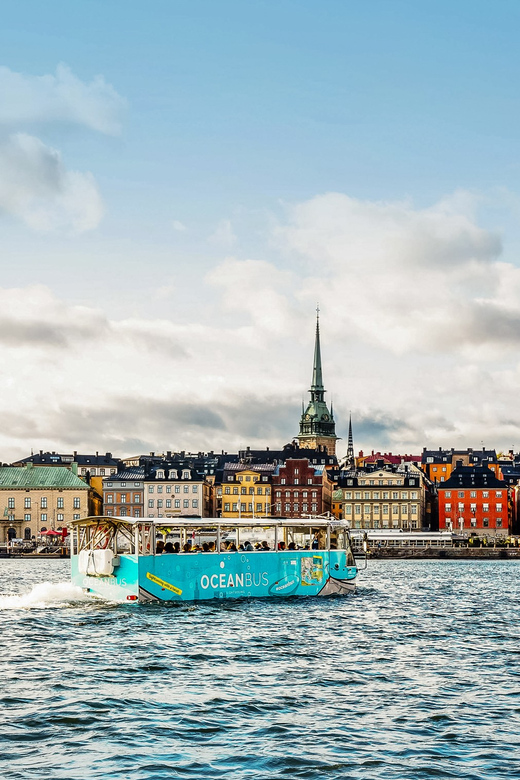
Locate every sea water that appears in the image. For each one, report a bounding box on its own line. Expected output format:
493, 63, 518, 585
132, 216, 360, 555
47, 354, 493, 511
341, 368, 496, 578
1, 558, 520, 779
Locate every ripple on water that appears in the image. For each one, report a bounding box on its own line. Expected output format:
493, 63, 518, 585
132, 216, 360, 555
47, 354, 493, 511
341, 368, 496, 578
1, 559, 520, 779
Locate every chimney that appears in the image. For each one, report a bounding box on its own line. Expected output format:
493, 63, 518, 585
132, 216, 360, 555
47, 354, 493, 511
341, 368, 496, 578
106, 452, 112, 459
456, 459, 463, 469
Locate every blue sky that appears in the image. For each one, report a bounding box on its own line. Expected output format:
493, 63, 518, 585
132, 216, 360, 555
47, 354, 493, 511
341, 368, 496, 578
2, 1, 520, 459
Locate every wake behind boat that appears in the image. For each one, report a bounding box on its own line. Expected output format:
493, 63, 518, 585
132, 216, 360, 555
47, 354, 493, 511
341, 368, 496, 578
70, 516, 358, 603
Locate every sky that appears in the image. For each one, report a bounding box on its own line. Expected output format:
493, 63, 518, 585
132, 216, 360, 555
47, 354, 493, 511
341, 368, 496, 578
2, 0, 520, 461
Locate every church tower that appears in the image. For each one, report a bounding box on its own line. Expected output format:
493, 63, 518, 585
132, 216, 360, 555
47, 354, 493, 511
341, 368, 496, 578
297, 310, 338, 455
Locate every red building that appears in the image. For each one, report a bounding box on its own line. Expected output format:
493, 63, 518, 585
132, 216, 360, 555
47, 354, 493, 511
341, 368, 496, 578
272, 458, 331, 518
438, 462, 509, 538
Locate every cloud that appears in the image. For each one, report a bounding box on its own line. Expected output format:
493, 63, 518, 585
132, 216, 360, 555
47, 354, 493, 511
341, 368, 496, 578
209, 219, 237, 247
0, 133, 103, 232
0, 63, 126, 135
172, 220, 186, 231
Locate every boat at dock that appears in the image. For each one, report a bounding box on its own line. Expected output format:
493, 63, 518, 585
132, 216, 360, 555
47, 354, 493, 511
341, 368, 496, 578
70, 516, 358, 603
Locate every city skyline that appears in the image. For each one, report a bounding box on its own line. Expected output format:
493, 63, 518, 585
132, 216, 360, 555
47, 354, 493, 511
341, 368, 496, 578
2, 2, 520, 461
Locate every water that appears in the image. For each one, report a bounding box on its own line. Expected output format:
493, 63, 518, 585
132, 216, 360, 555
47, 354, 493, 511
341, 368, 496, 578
1, 559, 520, 780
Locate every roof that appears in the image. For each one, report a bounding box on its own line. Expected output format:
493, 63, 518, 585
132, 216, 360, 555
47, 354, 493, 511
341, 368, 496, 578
223, 463, 275, 473
13, 451, 120, 467
439, 464, 506, 489
103, 468, 144, 483
0, 466, 89, 489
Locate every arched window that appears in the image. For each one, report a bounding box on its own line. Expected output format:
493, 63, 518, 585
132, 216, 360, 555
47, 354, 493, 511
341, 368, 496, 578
24, 528, 31, 540
156, 470, 165, 480
40, 527, 47, 532
7, 528, 16, 540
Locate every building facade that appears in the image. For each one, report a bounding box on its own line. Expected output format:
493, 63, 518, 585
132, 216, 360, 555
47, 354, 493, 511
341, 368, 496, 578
271, 458, 331, 517
332, 465, 426, 530
103, 468, 145, 519
0, 465, 90, 542
437, 462, 509, 538
144, 462, 211, 519
219, 464, 273, 519
421, 448, 500, 483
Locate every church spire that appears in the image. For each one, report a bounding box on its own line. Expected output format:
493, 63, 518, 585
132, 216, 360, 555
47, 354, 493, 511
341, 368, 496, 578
311, 306, 324, 393
297, 307, 338, 455
346, 412, 355, 468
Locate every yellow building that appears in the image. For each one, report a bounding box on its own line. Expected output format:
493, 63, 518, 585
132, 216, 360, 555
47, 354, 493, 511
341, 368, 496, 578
220, 467, 273, 519
0, 465, 90, 542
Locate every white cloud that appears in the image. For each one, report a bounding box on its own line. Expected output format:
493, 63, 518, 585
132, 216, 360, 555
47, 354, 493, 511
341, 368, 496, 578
0, 133, 103, 232
172, 220, 186, 231
209, 218, 237, 247
0, 63, 126, 135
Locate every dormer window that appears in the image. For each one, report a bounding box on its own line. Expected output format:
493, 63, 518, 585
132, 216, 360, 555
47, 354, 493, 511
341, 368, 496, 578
168, 470, 177, 479
182, 470, 190, 480
156, 470, 165, 480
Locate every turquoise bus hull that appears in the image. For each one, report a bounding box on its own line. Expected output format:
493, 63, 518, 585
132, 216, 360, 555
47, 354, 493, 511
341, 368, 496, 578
72, 549, 357, 603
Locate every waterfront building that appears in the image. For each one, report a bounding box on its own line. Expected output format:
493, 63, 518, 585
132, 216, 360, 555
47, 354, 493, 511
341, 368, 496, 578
421, 447, 500, 483
437, 461, 509, 538
272, 458, 332, 518
332, 463, 426, 530
0, 464, 90, 542
219, 463, 274, 519
297, 314, 338, 456
103, 468, 145, 519
144, 461, 211, 519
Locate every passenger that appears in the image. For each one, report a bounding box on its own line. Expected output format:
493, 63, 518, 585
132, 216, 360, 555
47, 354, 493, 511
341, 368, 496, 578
261, 541, 270, 551
288, 542, 296, 550
202, 542, 210, 552
243, 541, 254, 551
238, 544, 245, 551
173, 542, 180, 553
156, 540, 165, 554
183, 541, 192, 553
208, 541, 216, 552
254, 542, 263, 550
163, 542, 175, 553
277, 541, 286, 551
228, 543, 237, 552
312, 533, 319, 550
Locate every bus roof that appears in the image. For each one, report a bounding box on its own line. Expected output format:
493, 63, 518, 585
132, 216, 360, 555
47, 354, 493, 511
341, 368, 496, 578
69, 515, 349, 530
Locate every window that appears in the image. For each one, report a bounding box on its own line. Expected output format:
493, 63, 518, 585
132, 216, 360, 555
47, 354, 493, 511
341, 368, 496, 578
354, 505, 361, 515
175, 485, 180, 493
121, 494, 127, 504
168, 470, 177, 479
302, 503, 308, 512
183, 499, 189, 508
393, 505, 399, 515
120, 508, 127, 517
496, 491, 502, 497
483, 517, 489, 527
24, 513, 30, 522
121, 482, 126, 487
483, 503, 489, 511
249, 487, 254, 495
134, 509, 140, 517
373, 505, 380, 514
256, 503, 262, 512
285, 503, 291, 512
174, 499, 180, 508
7, 498, 14, 509
73, 514, 80, 521
311, 503, 317, 511
157, 500, 163, 508
445, 491, 451, 498
183, 471, 190, 480
73, 497, 80, 509
166, 485, 171, 493
470, 491, 476, 498
470, 517, 476, 527
345, 505, 352, 515
364, 492, 370, 500
57, 497, 64, 509
192, 500, 198, 508
308, 478, 313, 485
392, 492, 398, 500
233, 487, 239, 495
294, 468, 299, 475
383, 492, 389, 500
148, 499, 154, 508
106, 494, 113, 503
401, 492, 408, 499
458, 491, 464, 498
24, 497, 31, 509
293, 503, 298, 511
411, 491, 418, 500
57, 513, 64, 522
496, 503, 503, 512
156, 470, 164, 479
241, 487, 247, 495
374, 492, 380, 499
383, 505, 389, 514
281, 478, 286, 485
134, 494, 140, 503
445, 503, 452, 511
294, 478, 299, 485
257, 487, 263, 495
166, 499, 171, 508
411, 505, 417, 514
355, 492, 361, 500
192, 485, 198, 493
149, 486, 154, 493
402, 505, 408, 515
364, 505, 370, 514
41, 513, 47, 523
345, 492, 352, 500
483, 491, 489, 498
303, 491, 308, 498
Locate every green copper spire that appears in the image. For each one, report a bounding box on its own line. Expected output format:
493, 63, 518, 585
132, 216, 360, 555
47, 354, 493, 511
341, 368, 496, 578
297, 308, 338, 454
311, 308, 324, 395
